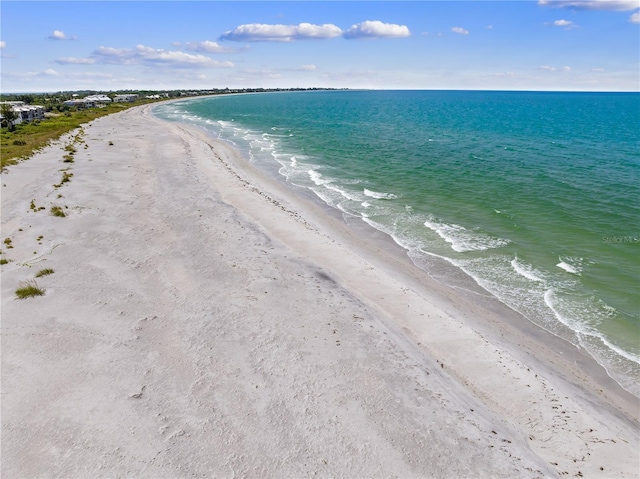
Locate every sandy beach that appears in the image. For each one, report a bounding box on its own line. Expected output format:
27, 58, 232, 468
2, 103, 638, 478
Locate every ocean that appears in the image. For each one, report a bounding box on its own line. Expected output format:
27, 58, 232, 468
154, 90, 640, 395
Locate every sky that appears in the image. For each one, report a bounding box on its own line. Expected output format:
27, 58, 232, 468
1, 0, 639, 92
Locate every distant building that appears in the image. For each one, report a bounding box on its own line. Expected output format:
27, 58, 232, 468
0, 101, 45, 125
63, 99, 89, 109
113, 94, 138, 103
84, 94, 112, 104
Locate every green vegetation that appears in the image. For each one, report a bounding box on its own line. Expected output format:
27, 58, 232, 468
0, 258, 9, 265
50, 205, 66, 217
35, 268, 55, 277
53, 171, 73, 188
1, 104, 132, 169
4, 238, 13, 249
15, 280, 45, 299
29, 199, 45, 212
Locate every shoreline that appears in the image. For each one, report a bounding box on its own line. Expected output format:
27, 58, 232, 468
2, 103, 638, 478
161, 100, 639, 411
159, 91, 639, 401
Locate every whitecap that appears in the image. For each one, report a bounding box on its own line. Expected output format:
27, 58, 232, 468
308, 170, 332, 186
363, 188, 397, 200
511, 256, 544, 282
326, 183, 359, 201
556, 257, 583, 275
424, 217, 511, 253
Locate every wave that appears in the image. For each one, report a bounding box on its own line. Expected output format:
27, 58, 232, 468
544, 289, 640, 384
556, 256, 584, 275
511, 256, 545, 282
308, 169, 334, 186
424, 217, 511, 253
363, 188, 398, 200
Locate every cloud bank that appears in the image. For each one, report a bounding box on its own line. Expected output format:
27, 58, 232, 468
538, 0, 639, 11
220, 23, 343, 42
344, 21, 410, 39
179, 40, 238, 54
92, 45, 234, 68
220, 21, 410, 42
55, 57, 96, 65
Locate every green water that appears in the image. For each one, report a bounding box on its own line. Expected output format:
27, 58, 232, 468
155, 90, 640, 394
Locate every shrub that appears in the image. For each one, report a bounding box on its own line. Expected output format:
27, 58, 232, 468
53, 171, 73, 188
15, 280, 45, 299
50, 205, 66, 217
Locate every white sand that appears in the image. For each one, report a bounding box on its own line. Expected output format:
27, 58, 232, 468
2, 104, 638, 478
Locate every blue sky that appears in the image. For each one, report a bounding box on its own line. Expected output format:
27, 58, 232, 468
1, 1, 639, 92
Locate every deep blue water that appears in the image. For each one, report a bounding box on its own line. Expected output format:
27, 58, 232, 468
155, 90, 640, 395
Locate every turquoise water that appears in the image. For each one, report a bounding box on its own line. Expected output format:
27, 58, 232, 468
155, 90, 640, 395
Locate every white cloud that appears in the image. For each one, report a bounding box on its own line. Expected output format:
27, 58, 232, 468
451, 27, 470, 35
92, 44, 234, 68
537, 65, 572, 72
554, 19, 573, 26
0, 41, 5, 49
343, 21, 410, 39
300, 64, 317, 71
55, 57, 96, 65
220, 23, 343, 42
630, 11, 640, 22
538, 0, 639, 11
181, 40, 237, 53
93, 46, 138, 65
591, 67, 606, 71
42, 68, 60, 76
49, 30, 76, 41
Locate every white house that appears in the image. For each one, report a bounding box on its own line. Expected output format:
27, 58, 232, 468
113, 94, 138, 103
0, 101, 44, 125
84, 94, 112, 104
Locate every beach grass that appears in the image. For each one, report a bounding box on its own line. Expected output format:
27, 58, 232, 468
35, 268, 54, 277
15, 280, 45, 299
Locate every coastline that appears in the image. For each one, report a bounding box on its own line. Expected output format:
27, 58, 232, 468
1, 103, 637, 477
